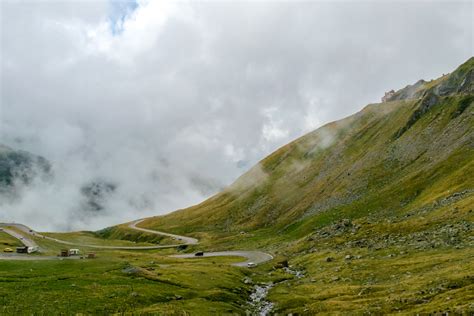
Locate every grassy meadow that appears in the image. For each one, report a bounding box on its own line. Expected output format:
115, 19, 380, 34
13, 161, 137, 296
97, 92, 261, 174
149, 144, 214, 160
0, 242, 253, 315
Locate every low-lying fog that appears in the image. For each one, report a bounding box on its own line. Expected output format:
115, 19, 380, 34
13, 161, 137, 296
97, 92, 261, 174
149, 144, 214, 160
0, 0, 471, 231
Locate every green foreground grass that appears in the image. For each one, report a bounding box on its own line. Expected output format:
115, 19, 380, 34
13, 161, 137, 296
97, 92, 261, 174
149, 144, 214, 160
0, 249, 252, 315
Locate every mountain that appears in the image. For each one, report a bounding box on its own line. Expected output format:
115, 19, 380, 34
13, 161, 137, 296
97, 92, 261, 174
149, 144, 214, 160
141, 58, 473, 239
133, 58, 473, 313
0, 144, 51, 190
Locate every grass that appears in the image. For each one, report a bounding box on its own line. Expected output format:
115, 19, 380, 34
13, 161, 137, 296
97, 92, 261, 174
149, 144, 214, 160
0, 226, 257, 314
264, 194, 474, 314
0, 250, 253, 315
269, 247, 473, 314
0, 231, 21, 249
96, 224, 178, 245
43, 231, 157, 247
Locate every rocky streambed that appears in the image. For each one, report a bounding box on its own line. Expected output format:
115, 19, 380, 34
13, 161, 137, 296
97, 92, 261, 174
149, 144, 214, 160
247, 283, 274, 316
246, 264, 305, 315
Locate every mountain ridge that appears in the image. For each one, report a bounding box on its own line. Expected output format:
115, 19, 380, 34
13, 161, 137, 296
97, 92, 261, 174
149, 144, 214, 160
120, 58, 474, 313
139, 57, 473, 243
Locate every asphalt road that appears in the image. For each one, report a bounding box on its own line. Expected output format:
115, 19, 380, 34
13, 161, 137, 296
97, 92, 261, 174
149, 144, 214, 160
171, 251, 274, 267
0, 253, 81, 261
1, 221, 190, 250
0, 225, 38, 248
128, 219, 199, 245
0, 220, 273, 266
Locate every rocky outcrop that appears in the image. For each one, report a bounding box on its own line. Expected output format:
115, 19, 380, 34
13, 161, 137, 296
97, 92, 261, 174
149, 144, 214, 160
458, 69, 474, 93
394, 90, 440, 139
392, 58, 474, 139
386, 80, 426, 102
385, 57, 474, 103
435, 67, 473, 96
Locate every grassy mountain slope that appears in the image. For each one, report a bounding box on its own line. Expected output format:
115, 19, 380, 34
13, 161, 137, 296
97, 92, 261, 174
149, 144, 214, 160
130, 58, 473, 314
141, 58, 473, 242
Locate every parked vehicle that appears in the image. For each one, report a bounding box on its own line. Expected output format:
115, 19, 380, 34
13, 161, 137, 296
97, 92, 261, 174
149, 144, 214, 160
86, 253, 96, 259
69, 249, 80, 256
247, 262, 257, 268
3, 248, 13, 253
16, 246, 28, 253
27, 246, 39, 253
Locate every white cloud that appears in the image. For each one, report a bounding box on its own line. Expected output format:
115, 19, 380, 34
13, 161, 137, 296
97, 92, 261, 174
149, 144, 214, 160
87, 0, 188, 63
0, 0, 472, 230
261, 107, 289, 142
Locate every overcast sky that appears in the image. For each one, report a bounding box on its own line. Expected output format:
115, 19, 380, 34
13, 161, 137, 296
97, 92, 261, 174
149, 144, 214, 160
0, 0, 472, 231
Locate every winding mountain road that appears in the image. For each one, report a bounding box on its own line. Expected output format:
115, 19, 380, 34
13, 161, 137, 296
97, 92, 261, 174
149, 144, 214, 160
172, 251, 274, 267
0, 225, 38, 248
128, 219, 199, 245
1, 221, 193, 250
0, 220, 273, 266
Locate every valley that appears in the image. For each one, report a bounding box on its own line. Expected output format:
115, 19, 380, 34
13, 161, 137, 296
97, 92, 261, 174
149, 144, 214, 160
0, 58, 472, 314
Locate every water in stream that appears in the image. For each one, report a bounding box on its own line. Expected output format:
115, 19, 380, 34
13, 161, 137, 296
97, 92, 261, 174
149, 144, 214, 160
246, 267, 304, 315
247, 283, 274, 316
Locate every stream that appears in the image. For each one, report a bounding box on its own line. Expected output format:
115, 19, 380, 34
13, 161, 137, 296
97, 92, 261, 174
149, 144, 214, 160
246, 266, 305, 315
247, 283, 274, 316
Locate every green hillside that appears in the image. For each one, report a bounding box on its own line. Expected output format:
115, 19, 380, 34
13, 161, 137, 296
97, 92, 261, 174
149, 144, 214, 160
133, 57, 474, 313
141, 57, 473, 241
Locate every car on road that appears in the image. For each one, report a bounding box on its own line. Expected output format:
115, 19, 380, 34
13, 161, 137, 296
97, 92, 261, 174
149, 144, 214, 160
3, 248, 13, 253
194, 251, 204, 257
247, 262, 256, 268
